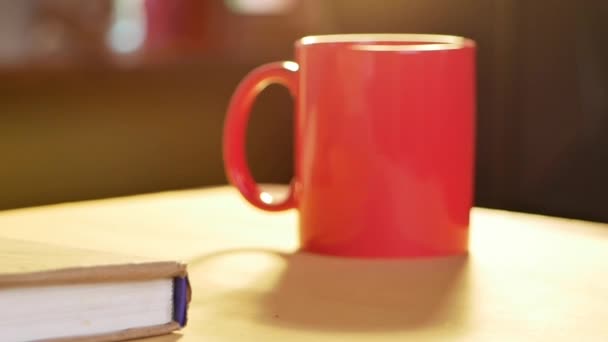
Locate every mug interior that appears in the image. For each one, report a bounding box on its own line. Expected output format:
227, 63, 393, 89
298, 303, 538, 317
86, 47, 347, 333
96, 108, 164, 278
296, 33, 474, 52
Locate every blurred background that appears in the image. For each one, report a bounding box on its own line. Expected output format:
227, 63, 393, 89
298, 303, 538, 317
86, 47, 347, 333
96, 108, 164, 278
0, 0, 606, 222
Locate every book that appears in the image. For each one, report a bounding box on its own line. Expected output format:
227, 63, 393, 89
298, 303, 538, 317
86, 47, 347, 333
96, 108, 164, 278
0, 237, 190, 342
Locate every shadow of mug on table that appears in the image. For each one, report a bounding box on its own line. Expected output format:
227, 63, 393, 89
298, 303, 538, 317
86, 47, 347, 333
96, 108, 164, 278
188, 248, 472, 333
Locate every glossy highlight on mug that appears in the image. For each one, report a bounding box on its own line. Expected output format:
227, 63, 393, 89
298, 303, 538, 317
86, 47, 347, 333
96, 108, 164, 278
296, 33, 474, 47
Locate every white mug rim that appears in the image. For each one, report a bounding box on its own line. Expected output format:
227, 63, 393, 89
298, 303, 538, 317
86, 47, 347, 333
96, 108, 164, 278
295, 33, 475, 52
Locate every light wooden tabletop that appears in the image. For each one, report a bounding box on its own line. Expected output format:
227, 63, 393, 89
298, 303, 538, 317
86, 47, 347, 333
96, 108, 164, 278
1, 186, 607, 341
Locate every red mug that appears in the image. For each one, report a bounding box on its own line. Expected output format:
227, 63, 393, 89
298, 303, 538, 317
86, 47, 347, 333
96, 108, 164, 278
224, 34, 476, 258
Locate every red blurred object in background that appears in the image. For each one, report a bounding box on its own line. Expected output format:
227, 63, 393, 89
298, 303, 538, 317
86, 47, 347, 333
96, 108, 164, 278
143, 0, 209, 55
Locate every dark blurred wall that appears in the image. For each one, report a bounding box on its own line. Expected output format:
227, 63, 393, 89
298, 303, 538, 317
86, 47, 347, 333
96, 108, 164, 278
504, 1, 608, 222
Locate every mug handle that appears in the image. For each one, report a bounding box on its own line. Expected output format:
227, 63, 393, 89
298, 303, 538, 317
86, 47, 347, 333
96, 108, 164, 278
223, 61, 299, 211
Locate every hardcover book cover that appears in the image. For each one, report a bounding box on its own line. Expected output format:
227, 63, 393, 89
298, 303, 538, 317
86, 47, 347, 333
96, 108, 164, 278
0, 237, 190, 342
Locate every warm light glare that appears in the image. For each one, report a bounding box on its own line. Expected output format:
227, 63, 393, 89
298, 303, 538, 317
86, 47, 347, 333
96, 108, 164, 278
260, 192, 273, 204
225, 0, 295, 15
107, 0, 146, 54
282, 61, 299, 72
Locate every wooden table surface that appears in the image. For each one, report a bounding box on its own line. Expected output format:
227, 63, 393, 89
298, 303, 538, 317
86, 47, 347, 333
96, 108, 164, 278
1, 186, 607, 341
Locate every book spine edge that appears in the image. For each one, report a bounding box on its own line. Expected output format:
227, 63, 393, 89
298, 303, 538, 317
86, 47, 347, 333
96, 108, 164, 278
172, 275, 191, 327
